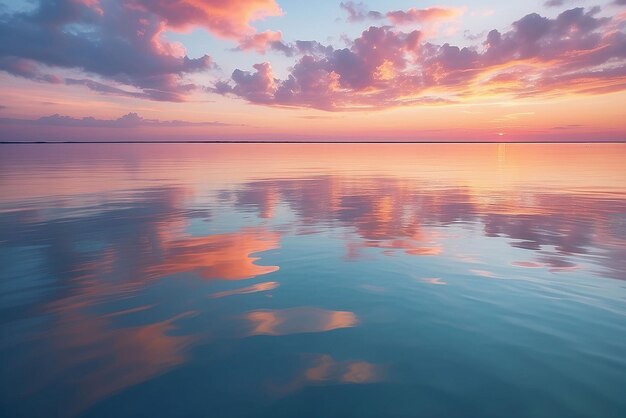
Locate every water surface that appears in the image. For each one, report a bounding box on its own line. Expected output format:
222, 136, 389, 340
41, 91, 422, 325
0, 144, 625, 418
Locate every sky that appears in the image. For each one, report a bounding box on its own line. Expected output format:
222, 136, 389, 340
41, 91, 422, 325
0, 0, 625, 141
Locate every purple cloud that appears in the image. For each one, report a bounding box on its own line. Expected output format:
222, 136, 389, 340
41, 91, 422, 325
216, 7, 626, 111
0, 112, 241, 128
0, 0, 214, 101
545, 0, 580, 7
340, 2, 383, 22
340, 2, 463, 25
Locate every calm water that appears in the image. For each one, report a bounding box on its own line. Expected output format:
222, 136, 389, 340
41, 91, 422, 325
1, 144, 625, 418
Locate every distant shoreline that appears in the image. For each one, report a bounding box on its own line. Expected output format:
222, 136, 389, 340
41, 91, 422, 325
1, 141, 625, 144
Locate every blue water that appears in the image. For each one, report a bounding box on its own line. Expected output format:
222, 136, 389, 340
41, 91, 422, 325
0, 144, 625, 418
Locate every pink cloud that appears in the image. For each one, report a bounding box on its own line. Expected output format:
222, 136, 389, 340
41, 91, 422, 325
0, 0, 284, 101
0, 0, 215, 101
238, 30, 283, 54
386, 7, 464, 25
73, 0, 104, 15
128, 0, 283, 39
218, 7, 626, 110
0, 112, 240, 129
229, 62, 278, 104
340, 2, 463, 25
216, 26, 427, 110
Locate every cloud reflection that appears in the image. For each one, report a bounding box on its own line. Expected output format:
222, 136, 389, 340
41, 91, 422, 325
148, 228, 279, 281
227, 175, 625, 280
418, 277, 447, 285
305, 355, 384, 384
209, 281, 279, 299
0, 186, 281, 415
42, 307, 195, 415
267, 354, 385, 398
245, 308, 359, 336
1, 145, 625, 417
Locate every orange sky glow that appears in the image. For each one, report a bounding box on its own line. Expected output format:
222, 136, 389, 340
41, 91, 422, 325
0, 1, 625, 141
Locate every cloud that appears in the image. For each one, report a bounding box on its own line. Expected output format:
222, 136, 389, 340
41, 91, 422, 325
258, 39, 335, 58
340, 2, 383, 22
0, 0, 236, 101
236, 30, 284, 54
550, 124, 585, 130
0, 112, 241, 128
129, 0, 282, 39
0, 57, 64, 84
544, 0, 579, 7
386, 7, 464, 25
217, 7, 626, 111
215, 27, 431, 110
297, 115, 336, 120
340, 2, 462, 25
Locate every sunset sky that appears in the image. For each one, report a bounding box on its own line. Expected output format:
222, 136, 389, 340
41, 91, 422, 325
1, 0, 625, 141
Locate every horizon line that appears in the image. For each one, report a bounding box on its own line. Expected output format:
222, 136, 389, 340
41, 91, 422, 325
2, 140, 626, 144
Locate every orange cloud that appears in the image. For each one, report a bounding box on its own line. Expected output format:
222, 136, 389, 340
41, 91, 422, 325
129, 0, 283, 38
238, 30, 283, 53
386, 7, 464, 25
